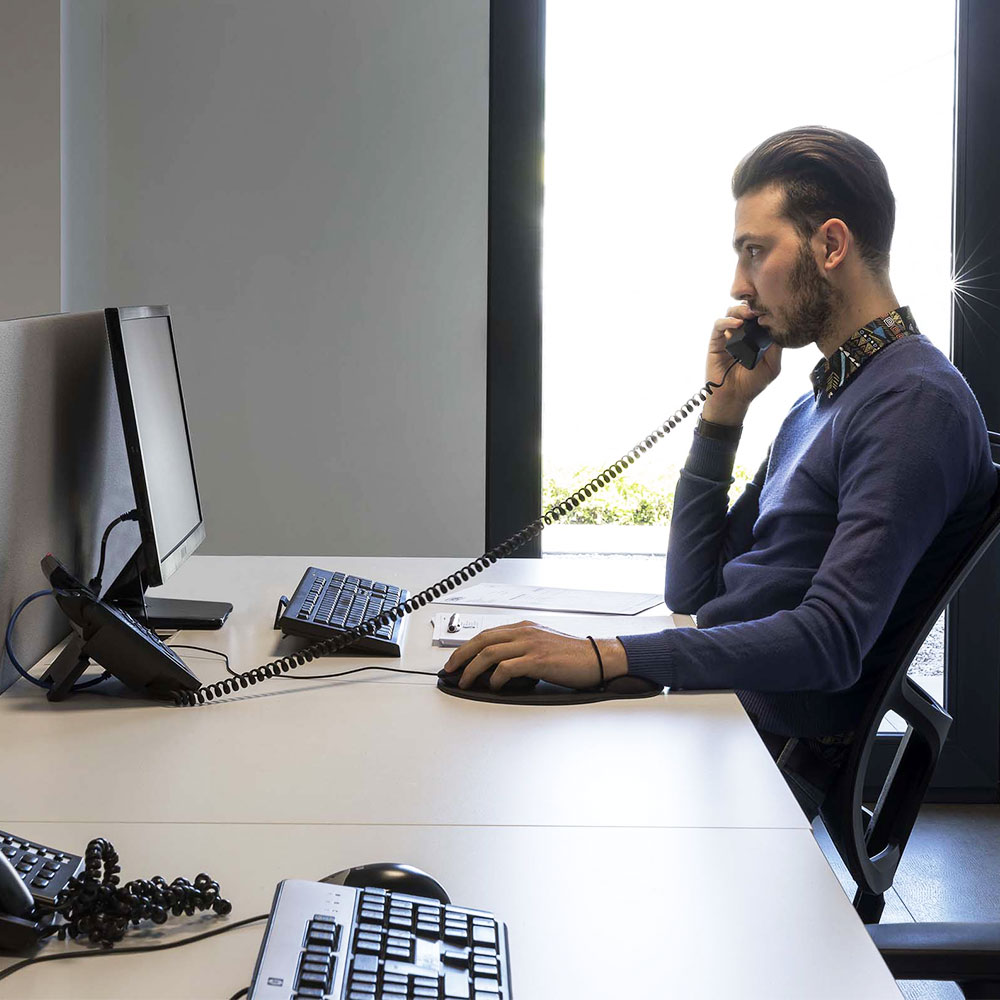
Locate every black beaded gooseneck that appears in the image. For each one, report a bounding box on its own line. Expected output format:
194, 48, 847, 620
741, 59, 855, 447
33, 838, 232, 949
173, 362, 740, 706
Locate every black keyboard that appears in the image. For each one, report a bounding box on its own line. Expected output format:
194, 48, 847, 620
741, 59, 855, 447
0, 830, 83, 907
249, 880, 512, 1000
276, 567, 410, 656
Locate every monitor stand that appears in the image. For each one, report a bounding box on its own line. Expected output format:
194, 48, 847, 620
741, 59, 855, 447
103, 549, 233, 631
131, 595, 232, 631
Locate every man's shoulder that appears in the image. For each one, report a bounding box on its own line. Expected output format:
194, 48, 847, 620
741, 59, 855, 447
849, 334, 979, 415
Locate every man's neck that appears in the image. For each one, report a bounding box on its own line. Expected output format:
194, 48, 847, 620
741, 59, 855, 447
817, 289, 900, 359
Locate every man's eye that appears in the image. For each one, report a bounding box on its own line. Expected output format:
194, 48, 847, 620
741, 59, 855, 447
746, 246, 761, 259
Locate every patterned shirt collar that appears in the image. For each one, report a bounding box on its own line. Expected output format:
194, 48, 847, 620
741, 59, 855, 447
810, 306, 920, 400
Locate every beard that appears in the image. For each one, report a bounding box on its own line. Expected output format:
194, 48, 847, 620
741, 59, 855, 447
763, 242, 840, 349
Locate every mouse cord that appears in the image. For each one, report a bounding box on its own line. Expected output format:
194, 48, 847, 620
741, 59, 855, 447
279, 664, 439, 681
173, 362, 740, 707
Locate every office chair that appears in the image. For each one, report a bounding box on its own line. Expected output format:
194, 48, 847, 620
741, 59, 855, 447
817, 431, 1000, 926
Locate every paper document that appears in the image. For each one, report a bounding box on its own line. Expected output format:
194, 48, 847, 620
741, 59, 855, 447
436, 582, 662, 615
431, 611, 678, 647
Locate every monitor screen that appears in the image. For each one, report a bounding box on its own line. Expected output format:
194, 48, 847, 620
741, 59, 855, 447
107, 306, 205, 586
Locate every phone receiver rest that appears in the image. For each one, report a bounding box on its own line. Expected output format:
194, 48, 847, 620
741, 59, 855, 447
725, 316, 773, 370
436, 667, 663, 705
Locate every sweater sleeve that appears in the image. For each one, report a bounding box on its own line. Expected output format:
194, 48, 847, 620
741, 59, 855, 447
621, 385, 970, 693
663, 429, 768, 614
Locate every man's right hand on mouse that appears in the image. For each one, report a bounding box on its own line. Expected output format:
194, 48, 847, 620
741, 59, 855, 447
440, 621, 629, 691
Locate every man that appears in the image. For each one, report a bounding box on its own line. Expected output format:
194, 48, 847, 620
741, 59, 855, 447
442, 126, 996, 815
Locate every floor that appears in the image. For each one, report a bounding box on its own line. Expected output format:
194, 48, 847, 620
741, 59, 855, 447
814, 804, 1000, 999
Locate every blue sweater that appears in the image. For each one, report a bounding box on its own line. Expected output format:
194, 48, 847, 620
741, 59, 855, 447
618, 334, 995, 738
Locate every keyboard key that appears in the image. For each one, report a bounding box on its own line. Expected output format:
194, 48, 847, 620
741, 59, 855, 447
472, 924, 497, 946
351, 954, 378, 974
444, 971, 471, 998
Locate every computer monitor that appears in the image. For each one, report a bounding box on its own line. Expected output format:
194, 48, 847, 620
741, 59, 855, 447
101, 305, 232, 630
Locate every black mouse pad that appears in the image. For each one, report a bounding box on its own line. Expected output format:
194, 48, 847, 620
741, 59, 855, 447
435, 678, 663, 705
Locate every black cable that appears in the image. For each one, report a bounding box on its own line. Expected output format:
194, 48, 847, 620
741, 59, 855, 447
3, 590, 110, 693
281, 663, 439, 681
33, 838, 234, 949
88, 509, 139, 594
168, 644, 231, 677
0, 914, 268, 984
229, 988, 250, 1000
174, 364, 740, 707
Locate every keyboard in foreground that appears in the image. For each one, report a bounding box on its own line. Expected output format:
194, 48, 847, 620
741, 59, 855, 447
249, 879, 512, 999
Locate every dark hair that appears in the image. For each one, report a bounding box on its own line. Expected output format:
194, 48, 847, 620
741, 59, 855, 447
731, 126, 895, 274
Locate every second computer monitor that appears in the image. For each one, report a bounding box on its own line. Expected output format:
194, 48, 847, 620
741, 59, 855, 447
103, 305, 231, 629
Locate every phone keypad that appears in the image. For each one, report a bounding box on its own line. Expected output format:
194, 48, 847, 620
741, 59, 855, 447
0, 830, 83, 906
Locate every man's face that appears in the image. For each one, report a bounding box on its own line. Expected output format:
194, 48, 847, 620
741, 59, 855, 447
730, 184, 839, 349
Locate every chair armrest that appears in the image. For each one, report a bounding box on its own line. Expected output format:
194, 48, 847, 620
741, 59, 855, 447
867, 921, 1000, 982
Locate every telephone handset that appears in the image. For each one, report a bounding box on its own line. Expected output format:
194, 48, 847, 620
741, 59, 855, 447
724, 315, 773, 370
40, 554, 202, 701
0, 831, 83, 951
173, 342, 755, 706
0, 852, 38, 950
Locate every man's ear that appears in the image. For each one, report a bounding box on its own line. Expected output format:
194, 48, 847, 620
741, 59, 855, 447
818, 218, 850, 270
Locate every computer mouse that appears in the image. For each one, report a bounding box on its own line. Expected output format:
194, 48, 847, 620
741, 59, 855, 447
322, 862, 450, 904
602, 674, 663, 696
437, 664, 540, 695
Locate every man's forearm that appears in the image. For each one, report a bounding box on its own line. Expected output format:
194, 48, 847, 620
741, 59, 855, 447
663, 427, 743, 614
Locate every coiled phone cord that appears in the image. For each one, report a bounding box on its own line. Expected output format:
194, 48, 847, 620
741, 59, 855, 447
173, 361, 740, 706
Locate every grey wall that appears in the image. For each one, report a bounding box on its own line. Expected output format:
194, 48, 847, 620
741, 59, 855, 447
0, 0, 61, 318
62, 0, 489, 557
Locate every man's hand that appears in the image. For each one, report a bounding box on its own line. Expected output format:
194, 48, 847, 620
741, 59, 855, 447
441, 621, 628, 691
702, 303, 783, 426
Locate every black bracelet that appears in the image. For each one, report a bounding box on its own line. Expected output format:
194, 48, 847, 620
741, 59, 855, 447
587, 636, 605, 689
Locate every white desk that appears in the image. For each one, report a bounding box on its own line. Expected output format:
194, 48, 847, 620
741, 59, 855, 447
0, 556, 901, 999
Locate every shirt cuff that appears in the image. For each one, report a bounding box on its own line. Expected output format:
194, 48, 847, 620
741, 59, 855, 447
696, 416, 743, 444
685, 425, 740, 481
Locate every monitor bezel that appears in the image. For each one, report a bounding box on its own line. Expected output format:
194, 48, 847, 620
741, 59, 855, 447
105, 305, 206, 588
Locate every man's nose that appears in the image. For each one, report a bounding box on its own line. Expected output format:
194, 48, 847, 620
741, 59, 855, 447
730, 265, 753, 303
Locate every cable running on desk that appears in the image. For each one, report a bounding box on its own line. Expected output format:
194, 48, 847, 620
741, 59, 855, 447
173, 363, 739, 706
